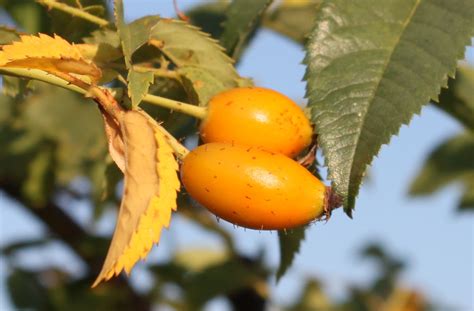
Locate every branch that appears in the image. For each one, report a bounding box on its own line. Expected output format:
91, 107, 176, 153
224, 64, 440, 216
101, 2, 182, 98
0, 68, 207, 120
37, 0, 109, 27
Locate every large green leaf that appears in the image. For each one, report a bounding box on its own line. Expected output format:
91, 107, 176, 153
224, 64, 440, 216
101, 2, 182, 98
433, 65, 474, 130
219, 0, 273, 59
276, 226, 306, 282
304, 0, 474, 215
409, 132, 474, 211
149, 19, 246, 106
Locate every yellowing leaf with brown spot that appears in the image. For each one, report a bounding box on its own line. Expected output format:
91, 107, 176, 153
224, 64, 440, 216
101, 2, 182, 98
92, 110, 180, 287
0, 33, 101, 82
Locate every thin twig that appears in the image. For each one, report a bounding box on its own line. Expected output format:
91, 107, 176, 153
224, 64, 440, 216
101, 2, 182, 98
37, 0, 109, 27
143, 93, 206, 120
0, 68, 207, 120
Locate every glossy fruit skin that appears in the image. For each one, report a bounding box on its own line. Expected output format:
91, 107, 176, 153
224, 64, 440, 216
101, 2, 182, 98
200, 87, 312, 157
180, 143, 326, 230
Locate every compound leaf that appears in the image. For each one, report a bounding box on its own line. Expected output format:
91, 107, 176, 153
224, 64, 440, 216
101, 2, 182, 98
149, 19, 246, 106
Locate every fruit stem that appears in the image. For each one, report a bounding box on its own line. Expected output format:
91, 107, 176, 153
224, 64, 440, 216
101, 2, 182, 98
143, 93, 207, 120
323, 186, 342, 220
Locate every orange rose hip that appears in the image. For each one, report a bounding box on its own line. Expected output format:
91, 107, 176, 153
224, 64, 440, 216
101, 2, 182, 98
200, 87, 313, 157
180, 143, 326, 230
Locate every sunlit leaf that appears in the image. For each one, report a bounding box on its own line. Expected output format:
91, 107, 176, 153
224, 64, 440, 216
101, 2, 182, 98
304, 0, 474, 215
93, 110, 180, 286
0, 33, 101, 82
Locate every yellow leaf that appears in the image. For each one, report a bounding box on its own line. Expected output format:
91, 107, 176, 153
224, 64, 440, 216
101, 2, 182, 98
92, 110, 180, 287
0, 33, 101, 82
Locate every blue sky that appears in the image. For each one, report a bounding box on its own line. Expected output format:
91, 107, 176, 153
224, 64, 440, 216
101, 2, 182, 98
1, 1, 473, 310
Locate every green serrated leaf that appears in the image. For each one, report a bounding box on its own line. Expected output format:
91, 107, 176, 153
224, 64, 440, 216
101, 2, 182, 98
114, 0, 161, 107
276, 226, 306, 282
114, 0, 160, 68
82, 28, 123, 65
409, 132, 474, 211
263, 1, 321, 44
83, 28, 120, 47
127, 70, 154, 108
433, 65, 474, 130
149, 19, 246, 106
220, 0, 273, 59
304, 0, 474, 216
178, 66, 228, 106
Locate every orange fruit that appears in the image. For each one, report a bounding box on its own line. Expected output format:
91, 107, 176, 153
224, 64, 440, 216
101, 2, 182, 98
180, 143, 326, 230
200, 87, 312, 157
